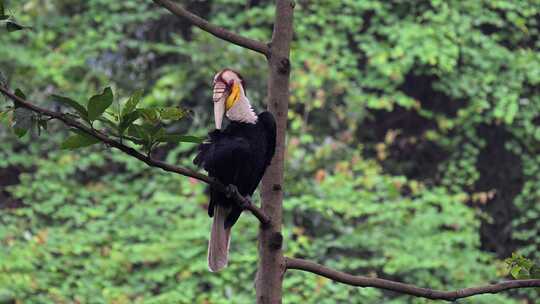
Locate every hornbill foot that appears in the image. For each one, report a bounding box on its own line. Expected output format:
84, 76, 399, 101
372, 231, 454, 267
225, 184, 239, 199
239, 195, 252, 209
225, 184, 251, 209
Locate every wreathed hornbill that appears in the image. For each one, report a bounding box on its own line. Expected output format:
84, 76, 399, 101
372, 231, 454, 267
193, 69, 276, 272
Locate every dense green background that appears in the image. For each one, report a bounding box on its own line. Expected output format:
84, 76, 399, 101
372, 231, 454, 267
1, 0, 539, 303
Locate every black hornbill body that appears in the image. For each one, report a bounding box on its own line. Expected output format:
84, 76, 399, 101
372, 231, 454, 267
194, 69, 276, 272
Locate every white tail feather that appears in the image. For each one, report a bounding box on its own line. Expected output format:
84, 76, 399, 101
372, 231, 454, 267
208, 205, 231, 272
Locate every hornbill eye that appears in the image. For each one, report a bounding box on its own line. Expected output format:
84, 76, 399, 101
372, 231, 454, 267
212, 69, 245, 103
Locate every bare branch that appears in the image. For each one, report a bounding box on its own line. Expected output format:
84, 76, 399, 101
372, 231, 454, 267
152, 0, 269, 56
0, 85, 270, 226
285, 257, 540, 301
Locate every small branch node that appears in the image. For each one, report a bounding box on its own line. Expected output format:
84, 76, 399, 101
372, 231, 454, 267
272, 184, 282, 191
269, 232, 283, 250
278, 58, 290, 74
280, 259, 287, 279
266, 42, 273, 59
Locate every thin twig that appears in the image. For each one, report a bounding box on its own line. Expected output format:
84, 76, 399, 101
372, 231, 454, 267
152, 0, 269, 56
285, 257, 540, 301
0, 86, 271, 226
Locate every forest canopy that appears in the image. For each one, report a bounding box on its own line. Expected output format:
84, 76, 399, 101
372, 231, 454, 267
0, 0, 539, 303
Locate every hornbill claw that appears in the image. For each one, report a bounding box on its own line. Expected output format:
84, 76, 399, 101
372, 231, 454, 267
225, 184, 239, 199
225, 184, 251, 209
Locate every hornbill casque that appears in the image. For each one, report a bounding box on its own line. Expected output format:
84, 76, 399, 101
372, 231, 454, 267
193, 69, 276, 272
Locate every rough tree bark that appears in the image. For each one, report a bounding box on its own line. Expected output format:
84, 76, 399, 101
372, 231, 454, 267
257, 1, 294, 303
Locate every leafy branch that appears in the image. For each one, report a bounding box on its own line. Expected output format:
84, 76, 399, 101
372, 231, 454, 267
0, 84, 270, 226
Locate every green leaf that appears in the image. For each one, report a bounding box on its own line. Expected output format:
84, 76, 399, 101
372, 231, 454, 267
38, 119, 48, 131
128, 124, 151, 143
6, 20, 25, 32
14, 88, 25, 100
517, 268, 531, 279
122, 90, 143, 117
119, 110, 140, 134
87, 87, 113, 121
510, 266, 519, 279
519, 258, 534, 270
152, 127, 166, 143
51, 94, 88, 120
12, 108, 33, 138
157, 134, 204, 143
0, 110, 8, 123
60, 131, 100, 149
97, 116, 118, 131
142, 123, 162, 137
13, 128, 26, 137
0, 109, 12, 128
139, 108, 159, 124
104, 110, 119, 122
531, 265, 540, 279
159, 107, 186, 120
128, 124, 155, 152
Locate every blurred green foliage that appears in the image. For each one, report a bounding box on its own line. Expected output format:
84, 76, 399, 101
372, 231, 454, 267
505, 253, 540, 280
0, 0, 539, 303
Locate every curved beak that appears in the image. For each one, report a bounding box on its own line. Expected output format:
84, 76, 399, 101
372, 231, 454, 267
214, 100, 225, 129
213, 80, 241, 129
213, 81, 227, 129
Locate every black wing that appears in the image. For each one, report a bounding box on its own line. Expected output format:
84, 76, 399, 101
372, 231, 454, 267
239, 111, 276, 196
193, 129, 251, 227
194, 113, 275, 229
258, 111, 277, 168
193, 130, 250, 174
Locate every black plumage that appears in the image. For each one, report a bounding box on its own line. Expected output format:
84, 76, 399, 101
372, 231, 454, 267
194, 111, 276, 228
195, 68, 276, 272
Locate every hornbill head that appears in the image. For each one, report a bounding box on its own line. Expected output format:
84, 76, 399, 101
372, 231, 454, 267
212, 69, 246, 129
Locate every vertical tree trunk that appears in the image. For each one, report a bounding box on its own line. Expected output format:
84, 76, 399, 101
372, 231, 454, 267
257, 1, 294, 303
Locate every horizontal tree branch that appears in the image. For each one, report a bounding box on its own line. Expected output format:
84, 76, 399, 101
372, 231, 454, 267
0, 85, 270, 226
285, 257, 540, 301
152, 0, 269, 56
